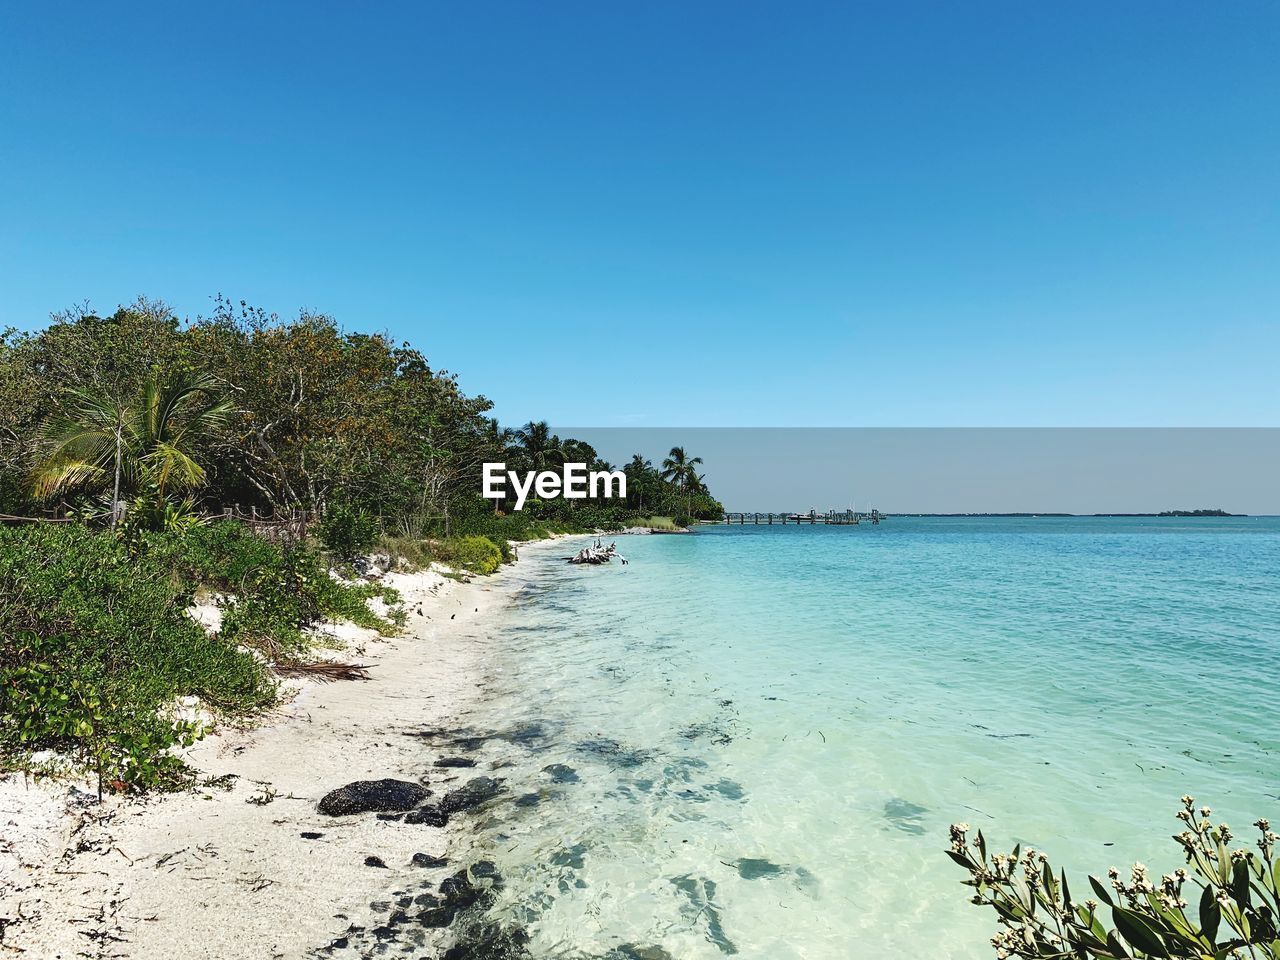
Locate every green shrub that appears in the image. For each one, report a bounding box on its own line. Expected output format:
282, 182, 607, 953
143, 519, 280, 591
316, 501, 378, 560
191, 534, 396, 655
0, 524, 273, 791
636, 515, 679, 531
433, 535, 503, 575
493, 537, 515, 564
949, 795, 1280, 958
378, 533, 435, 569
435, 510, 567, 542
145, 521, 398, 654
217, 544, 327, 657
0, 522, 402, 791
5, 638, 203, 795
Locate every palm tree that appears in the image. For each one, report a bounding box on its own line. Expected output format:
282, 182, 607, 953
482, 417, 514, 513
660, 446, 704, 520
32, 373, 233, 525
625, 453, 652, 511
514, 420, 564, 473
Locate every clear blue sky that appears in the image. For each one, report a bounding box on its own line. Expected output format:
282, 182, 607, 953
1, 2, 1276, 427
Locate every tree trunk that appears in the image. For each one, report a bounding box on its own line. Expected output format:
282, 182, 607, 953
110, 421, 123, 529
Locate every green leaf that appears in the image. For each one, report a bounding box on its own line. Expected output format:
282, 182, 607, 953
1105, 929, 1132, 958
1112, 905, 1170, 957
1216, 839, 1231, 886
1231, 859, 1251, 908
1091, 875, 1116, 907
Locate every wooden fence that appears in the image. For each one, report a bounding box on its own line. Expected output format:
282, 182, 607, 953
0, 507, 312, 542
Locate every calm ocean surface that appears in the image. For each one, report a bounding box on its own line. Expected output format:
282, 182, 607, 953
452, 517, 1280, 958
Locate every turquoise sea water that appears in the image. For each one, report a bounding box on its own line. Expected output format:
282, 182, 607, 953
451, 518, 1280, 958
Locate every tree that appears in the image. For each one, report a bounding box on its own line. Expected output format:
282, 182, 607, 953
482, 418, 514, 513
3, 296, 727, 531
514, 421, 564, 473
624, 453, 657, 512
0, 299, 187, 513
31, 373, 232, 524
188, 302, 412, 514
660, 446, 704, 520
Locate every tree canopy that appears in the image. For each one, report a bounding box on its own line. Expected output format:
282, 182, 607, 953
0, 296, 724, 528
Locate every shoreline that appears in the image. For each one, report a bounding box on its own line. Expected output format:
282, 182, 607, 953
0, 534, 588, 959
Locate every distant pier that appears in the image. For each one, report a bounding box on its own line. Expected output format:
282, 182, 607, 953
719, 509, 884, 525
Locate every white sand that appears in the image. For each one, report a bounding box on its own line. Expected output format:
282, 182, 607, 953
0, 540, 579, 959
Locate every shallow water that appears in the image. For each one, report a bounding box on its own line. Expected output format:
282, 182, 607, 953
453, 518, 1280, 958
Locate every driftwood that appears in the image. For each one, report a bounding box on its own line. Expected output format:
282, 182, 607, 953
275, 661, 372, 682
567, 539, 628, 565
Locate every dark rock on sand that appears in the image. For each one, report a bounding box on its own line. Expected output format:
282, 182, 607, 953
318, 779, 428, 816
376, 812, 405, 821
541, 763, 580, 783
434, 757, 477, 768
364, 855, 388, 868
404, 804, 449, 827
300, 831, 324, 839
440, 777, 504, 814
440, 870, 484, 909
412, 852, 449, 868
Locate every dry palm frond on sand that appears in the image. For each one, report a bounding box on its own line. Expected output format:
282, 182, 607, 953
275, 661, 372, 682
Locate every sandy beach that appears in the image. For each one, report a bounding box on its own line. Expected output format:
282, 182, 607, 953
0, 538, 579, 960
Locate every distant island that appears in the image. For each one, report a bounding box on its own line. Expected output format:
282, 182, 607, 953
889, 510, 1243, 518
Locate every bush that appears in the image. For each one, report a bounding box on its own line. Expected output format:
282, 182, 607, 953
0, 521, 400, 792
378, 533, 435, 569
5, 638, 203, 795
434, 509, 568, 542
0, 524, 273, 791
636, 516, 679, 531
949, 795, 1280, 958
317, 501, 378, 560
433, 535, 503, 575
150, 522, 398, 656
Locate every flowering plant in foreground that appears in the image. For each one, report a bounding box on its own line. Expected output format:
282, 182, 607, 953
949, 796, 1280, 958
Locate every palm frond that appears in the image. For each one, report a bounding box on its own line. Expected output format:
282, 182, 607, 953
29, 374, 231, 504
31, 414, 121, 499
31, 460, 110, 500
139, 441, 207, 494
